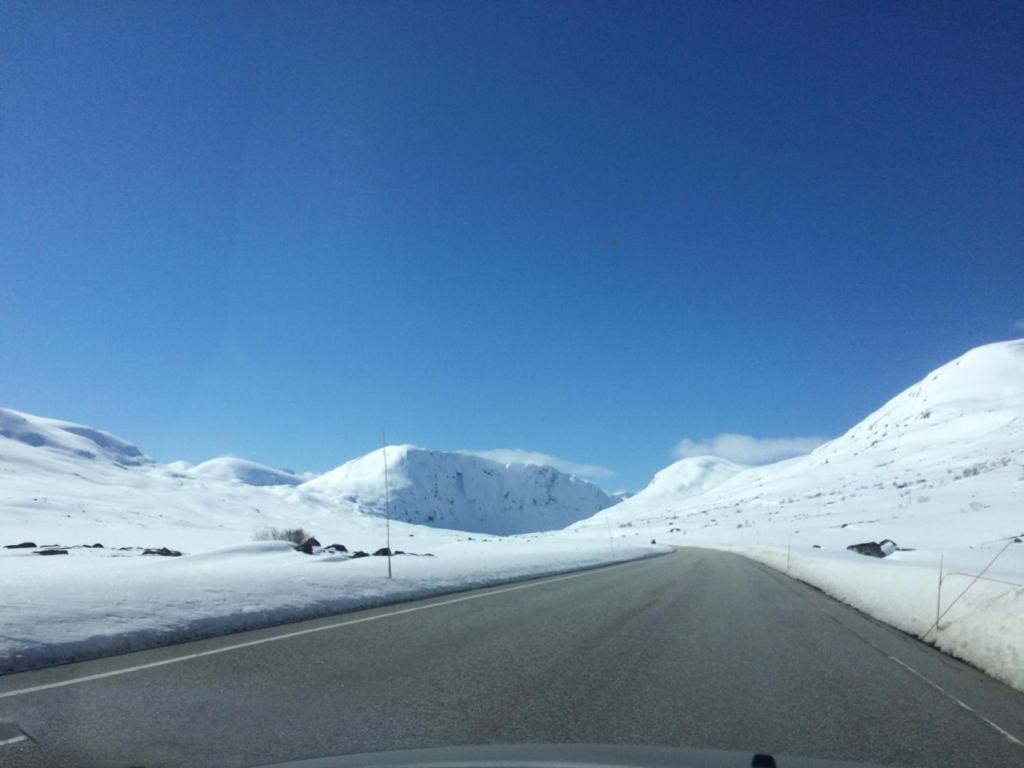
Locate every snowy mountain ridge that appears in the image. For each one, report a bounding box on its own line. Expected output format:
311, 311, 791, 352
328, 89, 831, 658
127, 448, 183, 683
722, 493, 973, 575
182, 457, 306, 487
0, 406, 152, 469
302, 445, 616, 535
0, 408, 616, 540
627, 455, 746, 506
576, 339, 1024, 548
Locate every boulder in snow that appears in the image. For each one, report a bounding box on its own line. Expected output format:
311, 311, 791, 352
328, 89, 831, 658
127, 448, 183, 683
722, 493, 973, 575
846, 539, 897, 558
35, 549, 68, 556
295, 537, 321, 555
142, 547, 182, 557
4, 542, 36, 549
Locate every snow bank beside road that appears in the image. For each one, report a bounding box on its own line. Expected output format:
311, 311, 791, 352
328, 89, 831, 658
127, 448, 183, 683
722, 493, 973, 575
727, 544, 1024, 692
0, 537, 665, 674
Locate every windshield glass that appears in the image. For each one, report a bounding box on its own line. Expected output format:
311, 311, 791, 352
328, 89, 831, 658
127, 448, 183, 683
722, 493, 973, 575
2, 2, 1023, 767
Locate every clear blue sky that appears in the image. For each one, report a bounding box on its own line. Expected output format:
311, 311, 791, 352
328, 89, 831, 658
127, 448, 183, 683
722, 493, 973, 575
2, 1, 1022, 490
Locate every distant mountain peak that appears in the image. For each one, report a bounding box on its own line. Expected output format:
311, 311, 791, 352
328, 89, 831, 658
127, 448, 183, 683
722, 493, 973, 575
639, 455, 747, 500
574, 339, 1024, 551
186, 457, 303, 487
302, 446, 615, 535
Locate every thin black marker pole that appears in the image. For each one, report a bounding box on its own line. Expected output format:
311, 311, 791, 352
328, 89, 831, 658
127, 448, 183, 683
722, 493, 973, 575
382, 428, 392, 579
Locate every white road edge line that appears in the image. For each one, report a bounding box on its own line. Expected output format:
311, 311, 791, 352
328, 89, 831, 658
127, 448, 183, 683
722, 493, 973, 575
0, 734, 29, 746
0, 557, 648, 700
888, 656, 1024, 747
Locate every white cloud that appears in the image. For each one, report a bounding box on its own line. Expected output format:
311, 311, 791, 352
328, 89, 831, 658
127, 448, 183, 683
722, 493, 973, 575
672, 433, 828, 465
466, 449, 614, 479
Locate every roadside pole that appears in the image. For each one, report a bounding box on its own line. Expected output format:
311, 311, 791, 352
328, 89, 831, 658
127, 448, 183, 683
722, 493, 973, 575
382, 429, 392, 579
603, 505, 616, 559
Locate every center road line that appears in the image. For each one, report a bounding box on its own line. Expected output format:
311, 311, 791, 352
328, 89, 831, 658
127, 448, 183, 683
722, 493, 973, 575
0, 554, 657, 701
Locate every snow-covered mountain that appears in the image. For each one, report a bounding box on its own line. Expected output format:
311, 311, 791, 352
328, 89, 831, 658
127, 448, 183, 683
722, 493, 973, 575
302, 446, 616, 535
574, 339, 1024, 551
624, 455, 745, 508
0, 408, 616, 544
0, 406, 152, 470
182, 457, 305, 487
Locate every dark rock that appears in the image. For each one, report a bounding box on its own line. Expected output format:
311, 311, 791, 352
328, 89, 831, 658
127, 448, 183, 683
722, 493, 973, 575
325, 543, 348, 553
847, 542, 885, 557
4, 542, 36, 549
812, 544, 822, 549
350, 550, 369, 558
90, 543, 104, 548
35, 549, 68, 556
373, 547, 393, 556
295, 537, 321, 555
651, 539, 657, 545
846, 539, 897, 558
1013, 537, 1022, 544
394, 550, 405, 555
142, 547, 182, 557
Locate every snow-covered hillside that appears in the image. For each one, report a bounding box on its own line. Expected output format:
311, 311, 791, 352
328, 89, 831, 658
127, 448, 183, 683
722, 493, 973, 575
573, 339, 1024, 689
182, 457, 305, 487
0, 406, 152, 469
622, 455, 745, 508
303, 446, 615, 535
577, 339, 1024, 548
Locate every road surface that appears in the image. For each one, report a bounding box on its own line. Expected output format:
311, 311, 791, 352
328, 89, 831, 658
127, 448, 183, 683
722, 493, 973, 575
1, 548, 1022, 767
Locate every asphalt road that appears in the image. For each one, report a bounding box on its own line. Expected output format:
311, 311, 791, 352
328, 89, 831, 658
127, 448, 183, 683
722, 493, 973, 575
1, 548, 1022, 768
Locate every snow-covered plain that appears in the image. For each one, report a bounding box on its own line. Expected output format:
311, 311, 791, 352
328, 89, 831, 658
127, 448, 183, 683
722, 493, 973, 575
0, 536, 659, 674
0, 407, 645, 673
572, 340, 1024, 690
